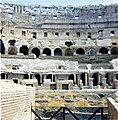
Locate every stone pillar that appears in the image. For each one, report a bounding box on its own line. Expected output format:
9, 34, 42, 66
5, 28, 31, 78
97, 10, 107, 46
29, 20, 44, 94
74, 74, 76, 84
97, 74, 101, 88
52, 74, 54, 82
43, 75, 46, 80
108, 50, 111, 55
102, 77, 107, 89
40, 74, 43, 84
85, 73, 88, 86
76, 74, 80, 86
89, 78, 94, 89
112, 73, 116, 88
113, 73, 116, 83
51, 49, 54, 56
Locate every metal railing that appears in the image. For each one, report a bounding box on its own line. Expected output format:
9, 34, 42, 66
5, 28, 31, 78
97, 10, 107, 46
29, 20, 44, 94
32, 106, 108, 120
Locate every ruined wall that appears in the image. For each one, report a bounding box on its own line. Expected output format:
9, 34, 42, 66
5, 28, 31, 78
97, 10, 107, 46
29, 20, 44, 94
107, 97, 118, 120
1, 81, 35, 120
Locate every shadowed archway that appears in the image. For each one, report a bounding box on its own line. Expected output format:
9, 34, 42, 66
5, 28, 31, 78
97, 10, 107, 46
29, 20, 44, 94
43, 48, 51, 56
0, 39, 5, 54
111, 47, 118, 55
76, 48, 85, 55
32, 47, 40, 57
20, 45, 29, 55
65, 48, 73, 56
54, 48, 62, 56
99, 47, 108, 54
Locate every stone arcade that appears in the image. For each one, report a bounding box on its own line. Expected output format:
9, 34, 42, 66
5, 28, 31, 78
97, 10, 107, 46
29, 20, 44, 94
0, 3, 118, 90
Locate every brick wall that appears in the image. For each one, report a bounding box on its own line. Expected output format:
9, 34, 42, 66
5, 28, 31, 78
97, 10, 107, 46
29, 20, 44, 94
1, 81, 35, 120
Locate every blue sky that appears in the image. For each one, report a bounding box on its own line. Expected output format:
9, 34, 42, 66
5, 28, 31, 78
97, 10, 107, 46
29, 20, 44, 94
1, 0, 118, 6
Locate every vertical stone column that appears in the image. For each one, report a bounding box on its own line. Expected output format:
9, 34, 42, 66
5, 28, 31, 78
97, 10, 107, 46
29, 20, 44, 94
113, 73, 116, 83
102, 77, 107, 89
97, 73, 101, 88
85, 73, 88, 86
73, 74, 76, 84
89, 78, 94, 89
52, 74, 54, 82
51, 49, 54, 56
40, 74, 43, 84
76, 74, 80, 86
112, 73, 116, 88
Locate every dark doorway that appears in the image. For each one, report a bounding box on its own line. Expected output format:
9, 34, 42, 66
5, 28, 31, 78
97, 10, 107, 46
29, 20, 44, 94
54, 48, 62, 56
65, 48, 73, 56
68, 74, 74, 84
62, 84, 68, 90
105, 73, 111, 86
92, 73, 99, 86
1, 73, 5, 79
35, 74, 41, 85
0, 39, 5, 54
32, 48, 40, 57
111, 47, 118, 55
99, 47, 108, 54
24, 74, 29, 79
43, 48, 51, 56
46, 74, 52, 81
20, 45, 29, 55
50, 84, 57, 90
80, 73, 86, 86
13, 79, 18, 84
116, 74, 118, 80
76, 48, 85, 55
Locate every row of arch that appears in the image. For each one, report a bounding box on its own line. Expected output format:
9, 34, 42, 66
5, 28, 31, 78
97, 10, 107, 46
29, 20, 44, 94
17, 46, 118, 57
35, 73, 117, 87
1, 72, 117, 87
1, 44, 118, 57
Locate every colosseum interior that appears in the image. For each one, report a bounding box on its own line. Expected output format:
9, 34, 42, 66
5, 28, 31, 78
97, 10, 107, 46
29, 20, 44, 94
0, 2, 118, 120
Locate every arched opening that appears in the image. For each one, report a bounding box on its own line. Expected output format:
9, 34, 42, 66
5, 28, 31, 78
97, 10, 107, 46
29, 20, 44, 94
65, 48, 73, 56
43, 48, 51, 56
8, 46, 18, 55
80, 73, 85, 86
1, 73, 5, 79
116, 74, 118, 80
46, 74, 52, 82
54, 48, 62, 56
99, 47, 108, 54
88, 49, 96, 56
20, 45, 29, 55
76, 48, 85, 55
68, 74, 74, 84
0, 39, 5, 54
24, 74, 29, 79
92, 73, 99, 86
32, 48, 40, 57
111, 47, 118, 55
105, 73, 111, 86
35, 74, 41, 86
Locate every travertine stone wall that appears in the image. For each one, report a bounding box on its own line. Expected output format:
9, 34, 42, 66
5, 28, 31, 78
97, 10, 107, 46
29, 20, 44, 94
107, 97, 118, 120
1, 81, 35, 120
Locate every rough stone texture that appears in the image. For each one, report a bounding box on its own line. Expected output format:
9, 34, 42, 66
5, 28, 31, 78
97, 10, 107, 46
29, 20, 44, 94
1, 81, 35, 120
107, 97, 118, 120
